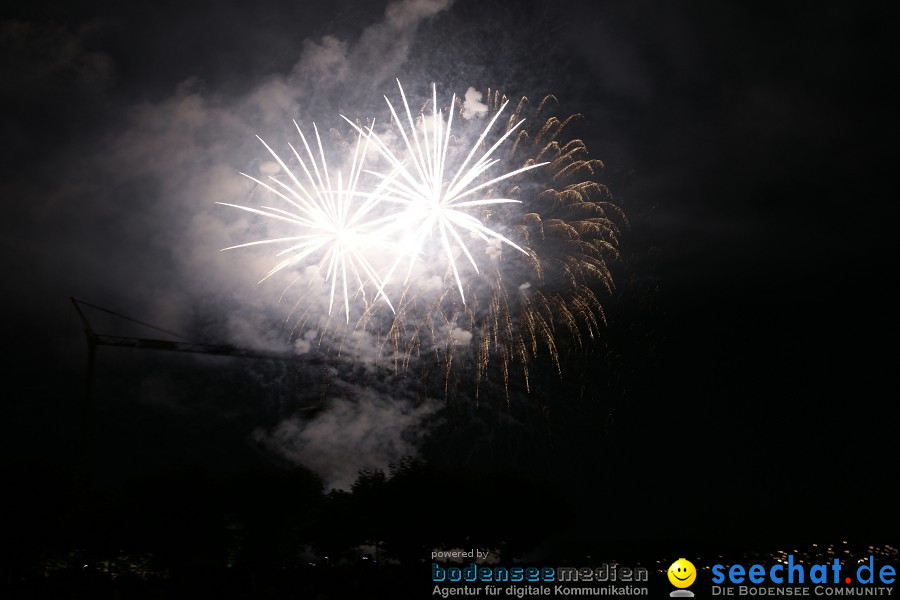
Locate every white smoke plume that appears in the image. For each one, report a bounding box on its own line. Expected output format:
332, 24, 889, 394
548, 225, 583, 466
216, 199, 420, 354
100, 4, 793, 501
28, 0, 456, 348
462, 86, 489, 119
254, 386, 441, 490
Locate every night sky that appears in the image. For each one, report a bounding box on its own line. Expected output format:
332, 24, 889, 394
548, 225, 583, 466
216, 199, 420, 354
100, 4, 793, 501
2, 0, 896, 592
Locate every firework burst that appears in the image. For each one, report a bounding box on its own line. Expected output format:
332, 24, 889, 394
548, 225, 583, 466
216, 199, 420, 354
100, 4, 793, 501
368, 86, 625, 400
219, 82, 625, 402
217, 121, 397, 322
344, 81, 547, 303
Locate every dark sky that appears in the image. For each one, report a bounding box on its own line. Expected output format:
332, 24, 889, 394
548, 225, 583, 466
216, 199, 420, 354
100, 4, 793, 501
2, 0, 896, 553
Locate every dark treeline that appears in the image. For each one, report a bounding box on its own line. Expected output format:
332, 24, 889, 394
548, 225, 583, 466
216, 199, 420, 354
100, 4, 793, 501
2, 457, 572, 598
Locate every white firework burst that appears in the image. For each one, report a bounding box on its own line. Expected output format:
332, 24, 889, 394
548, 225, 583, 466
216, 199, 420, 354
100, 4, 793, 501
345, 80, 548, 303
217, 121, 396, 322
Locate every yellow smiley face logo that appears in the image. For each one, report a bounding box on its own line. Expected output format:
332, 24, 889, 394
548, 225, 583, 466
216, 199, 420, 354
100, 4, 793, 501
668, 558, 697, 588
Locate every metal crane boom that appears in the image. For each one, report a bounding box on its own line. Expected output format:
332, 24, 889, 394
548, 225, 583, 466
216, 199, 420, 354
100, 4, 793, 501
70, 297, 313, 487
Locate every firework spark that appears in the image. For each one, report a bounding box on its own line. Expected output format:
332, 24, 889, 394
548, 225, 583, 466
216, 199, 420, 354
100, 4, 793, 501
217, 121, 397, 322
344, 80, 548, 303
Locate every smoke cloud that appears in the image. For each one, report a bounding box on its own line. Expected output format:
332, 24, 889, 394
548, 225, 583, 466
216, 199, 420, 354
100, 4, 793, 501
462, 86, 488, 119
1, 0, 457, 485
254, 385, 440, 490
